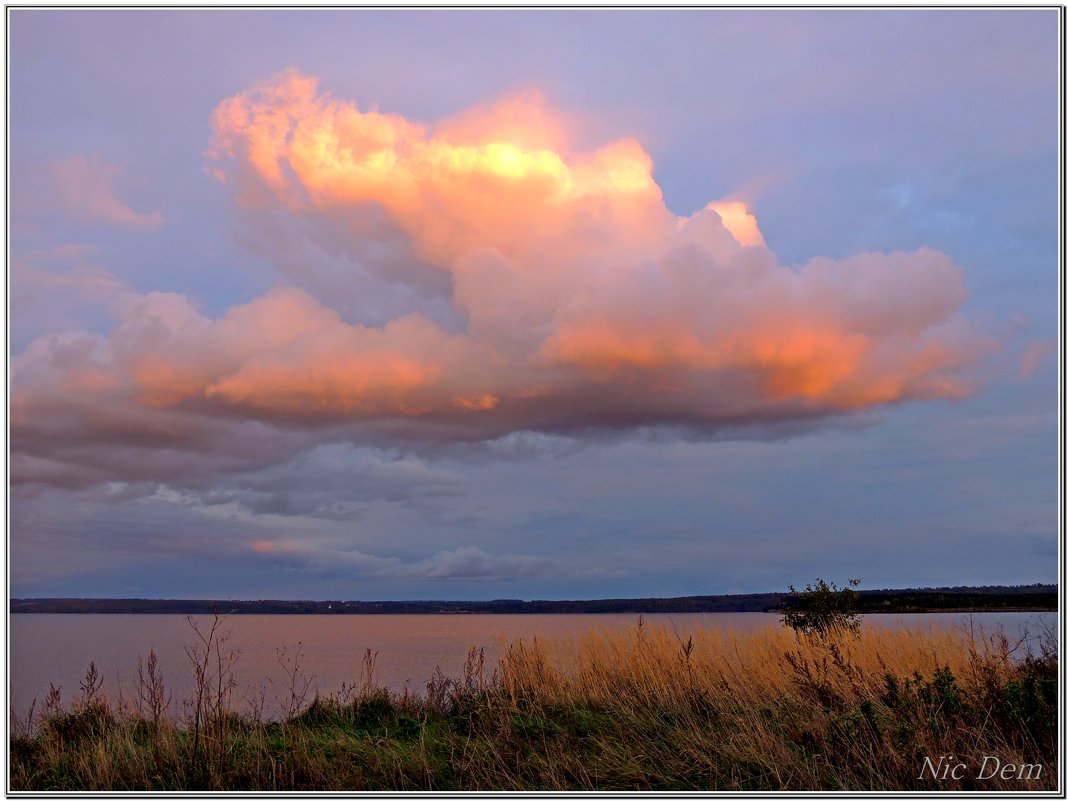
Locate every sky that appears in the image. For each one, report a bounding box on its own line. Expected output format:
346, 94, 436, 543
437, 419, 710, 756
7, 9, 1060, 601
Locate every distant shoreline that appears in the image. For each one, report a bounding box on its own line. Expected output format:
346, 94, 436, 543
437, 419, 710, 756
9, 585, 1057, 616
5, 607, 1057, 615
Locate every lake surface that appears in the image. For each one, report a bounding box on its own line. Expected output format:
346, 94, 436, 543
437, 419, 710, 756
8, 612, 1055, 720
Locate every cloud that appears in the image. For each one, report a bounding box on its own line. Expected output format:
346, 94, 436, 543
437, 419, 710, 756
704, 201, 766, 247
10, 70, 993, 493
1018, 339, 1054, 378
141, 442, 468, 520
48, 155, 164, 229
407, 545, 557, 580
247, 540, 561, 581
10, 246, 124, 309
10, 245, 127, 348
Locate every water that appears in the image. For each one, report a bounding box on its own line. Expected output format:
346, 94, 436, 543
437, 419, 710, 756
8, 611, 1055, 720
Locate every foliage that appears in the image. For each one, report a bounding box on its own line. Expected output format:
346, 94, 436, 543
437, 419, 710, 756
781, 578, 862, 637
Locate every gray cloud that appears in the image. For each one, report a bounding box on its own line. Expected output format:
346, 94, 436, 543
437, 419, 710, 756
248, 541, 571, 582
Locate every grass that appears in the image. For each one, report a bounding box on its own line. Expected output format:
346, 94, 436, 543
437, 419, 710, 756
8, 618, 1058, 791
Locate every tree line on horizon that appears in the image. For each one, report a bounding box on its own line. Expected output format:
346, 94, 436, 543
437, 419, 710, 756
8, 584, 1057, 615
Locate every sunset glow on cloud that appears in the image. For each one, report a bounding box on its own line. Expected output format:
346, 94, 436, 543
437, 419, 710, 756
9, 70, 992, 466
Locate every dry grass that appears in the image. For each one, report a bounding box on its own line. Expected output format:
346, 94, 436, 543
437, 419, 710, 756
495, 619, 1056, 790
9, 618, 1058, 791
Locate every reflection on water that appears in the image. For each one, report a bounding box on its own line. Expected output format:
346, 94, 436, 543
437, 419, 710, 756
9, 611, 1055, 719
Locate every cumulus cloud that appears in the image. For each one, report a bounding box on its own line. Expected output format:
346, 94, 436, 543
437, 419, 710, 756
47, 155, 164, 229
10, 70, 992, 492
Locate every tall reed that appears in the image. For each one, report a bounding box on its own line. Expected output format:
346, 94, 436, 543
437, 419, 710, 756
9, 618, 1057, 791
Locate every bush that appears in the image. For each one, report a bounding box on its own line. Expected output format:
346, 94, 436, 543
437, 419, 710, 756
781, 578, 861, 637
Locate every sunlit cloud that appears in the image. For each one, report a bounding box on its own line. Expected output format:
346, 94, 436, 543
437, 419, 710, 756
703, 201, 766, 247
11, 69, 993, 493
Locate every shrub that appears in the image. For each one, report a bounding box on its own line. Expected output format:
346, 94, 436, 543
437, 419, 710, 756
781, 578, 861, 637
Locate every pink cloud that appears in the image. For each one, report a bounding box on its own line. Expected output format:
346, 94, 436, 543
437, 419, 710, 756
1019, 339, 1055, 378
49, 155, 164, 229
10, 245, 128, 347
13, 245, 124, 296
10, 71, 996, 490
